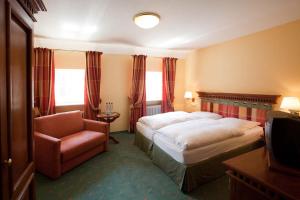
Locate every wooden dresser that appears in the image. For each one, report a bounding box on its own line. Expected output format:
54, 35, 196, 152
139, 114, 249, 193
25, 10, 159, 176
224, 147, 300, 200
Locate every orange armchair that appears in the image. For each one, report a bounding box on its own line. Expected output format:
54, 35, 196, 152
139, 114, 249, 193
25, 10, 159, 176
34, 111, 109, 179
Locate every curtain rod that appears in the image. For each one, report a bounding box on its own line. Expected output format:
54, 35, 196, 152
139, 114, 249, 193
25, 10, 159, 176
53, 48, 86, 53
51, 49, 173, 59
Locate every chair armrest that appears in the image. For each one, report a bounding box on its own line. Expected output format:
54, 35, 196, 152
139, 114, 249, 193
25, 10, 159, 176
83, 119, 109, 135
83, 119, 109, 150
34, 132, 61, 179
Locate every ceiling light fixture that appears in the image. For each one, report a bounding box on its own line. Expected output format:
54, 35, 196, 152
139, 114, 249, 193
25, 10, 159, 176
134, 12, 160, 29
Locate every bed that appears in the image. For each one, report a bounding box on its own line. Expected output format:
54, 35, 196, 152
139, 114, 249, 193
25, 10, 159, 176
135, 111, 222, 156
134, 92, 280, 192
153, 118, 264, 164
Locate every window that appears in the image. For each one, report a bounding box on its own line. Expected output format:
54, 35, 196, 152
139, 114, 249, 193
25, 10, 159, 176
55, 69, 85, 106
146, 71, 162, 101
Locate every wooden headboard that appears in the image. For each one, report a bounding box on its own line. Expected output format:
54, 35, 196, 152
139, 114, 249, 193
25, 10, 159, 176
197, 92, 281, 126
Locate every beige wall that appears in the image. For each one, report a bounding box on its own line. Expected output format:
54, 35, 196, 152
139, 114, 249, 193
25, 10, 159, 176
101, 54, 132, 132
55, 50, 85, 69
53, 51, 186, 132
147, 57, 162, 72
174, 59, 186, 111
185, 19, 300, 110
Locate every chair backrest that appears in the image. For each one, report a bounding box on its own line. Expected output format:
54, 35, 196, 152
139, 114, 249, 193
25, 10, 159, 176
34, 110, 84, 138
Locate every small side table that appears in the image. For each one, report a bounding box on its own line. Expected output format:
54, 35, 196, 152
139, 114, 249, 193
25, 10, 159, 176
96, 112, 120, 144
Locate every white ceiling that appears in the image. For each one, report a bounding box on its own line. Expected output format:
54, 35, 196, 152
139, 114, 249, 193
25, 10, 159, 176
34, 0, 300, 51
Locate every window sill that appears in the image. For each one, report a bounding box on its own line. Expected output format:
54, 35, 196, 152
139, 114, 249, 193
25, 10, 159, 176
55, 104, 84, 107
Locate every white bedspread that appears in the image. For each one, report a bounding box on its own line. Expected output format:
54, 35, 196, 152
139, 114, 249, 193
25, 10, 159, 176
156, 118, 258, 150
138, 111, 222, 130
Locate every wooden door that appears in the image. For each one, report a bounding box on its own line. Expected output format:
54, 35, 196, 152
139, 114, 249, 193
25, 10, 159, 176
0, 0, 9, 198
1, 1, 35, 199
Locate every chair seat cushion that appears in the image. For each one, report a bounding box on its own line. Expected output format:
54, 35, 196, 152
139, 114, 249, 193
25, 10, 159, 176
61, 130, 106, 162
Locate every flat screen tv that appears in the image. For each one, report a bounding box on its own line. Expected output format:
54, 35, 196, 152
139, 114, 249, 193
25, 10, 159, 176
265, 116, 300, 168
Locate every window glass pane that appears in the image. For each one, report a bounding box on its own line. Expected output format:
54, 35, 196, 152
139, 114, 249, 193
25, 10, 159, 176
146, 71, 162, 101
55, 69, 85, 106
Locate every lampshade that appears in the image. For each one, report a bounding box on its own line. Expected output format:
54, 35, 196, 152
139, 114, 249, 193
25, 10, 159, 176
184, 91, 193, 99
280, 97, 300, 111
134, 12, 160, 29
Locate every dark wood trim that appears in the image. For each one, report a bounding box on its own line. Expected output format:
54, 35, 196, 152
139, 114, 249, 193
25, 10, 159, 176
3, 1, 36, 199
0, 0, 9, 199
224, 148, 300, 200
11, 163, 34, 199
32, 0, 46, 12
1, 0, 41, 199
197, 91, 280, 104
17, 0, 46, 22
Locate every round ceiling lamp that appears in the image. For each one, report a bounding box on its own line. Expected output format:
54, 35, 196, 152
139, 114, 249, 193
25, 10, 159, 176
134, 12, 160, 29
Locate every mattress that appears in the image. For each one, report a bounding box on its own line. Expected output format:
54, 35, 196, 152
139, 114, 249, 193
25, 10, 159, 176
136, 121, 155, 141
153, 126, 263, 164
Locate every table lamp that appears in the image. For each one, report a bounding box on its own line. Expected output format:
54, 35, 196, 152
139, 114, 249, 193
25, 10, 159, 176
280, 97, 300, 116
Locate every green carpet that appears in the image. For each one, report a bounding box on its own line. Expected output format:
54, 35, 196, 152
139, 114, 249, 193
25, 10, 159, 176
36, 132, 229, 200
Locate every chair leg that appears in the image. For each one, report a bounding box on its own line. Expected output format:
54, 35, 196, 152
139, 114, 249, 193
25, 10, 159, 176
109, 136, 119, 144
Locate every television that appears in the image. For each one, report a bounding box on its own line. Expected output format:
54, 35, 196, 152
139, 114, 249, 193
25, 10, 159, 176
265, 114, 300, 168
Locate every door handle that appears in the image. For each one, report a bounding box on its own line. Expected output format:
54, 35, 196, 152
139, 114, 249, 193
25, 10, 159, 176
3, 158, 12, 167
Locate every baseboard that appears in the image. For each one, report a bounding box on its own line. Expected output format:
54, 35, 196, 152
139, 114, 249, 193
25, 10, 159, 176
110, 130, 129, 134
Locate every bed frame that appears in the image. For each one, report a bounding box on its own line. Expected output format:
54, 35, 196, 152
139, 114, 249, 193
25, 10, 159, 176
135, 92, 280, 193
198, 92, 280, 127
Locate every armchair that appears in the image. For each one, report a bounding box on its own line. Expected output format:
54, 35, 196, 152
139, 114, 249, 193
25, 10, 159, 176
34, 111, 109, 179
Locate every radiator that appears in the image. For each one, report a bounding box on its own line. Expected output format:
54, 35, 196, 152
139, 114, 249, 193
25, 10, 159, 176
146, 105, 161, 116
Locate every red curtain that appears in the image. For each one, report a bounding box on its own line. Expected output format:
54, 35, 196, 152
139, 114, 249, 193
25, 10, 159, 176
161, 57, 177, 113
84, 51, 102, 120
129, 55, 147, 133
34, 48, 56, 116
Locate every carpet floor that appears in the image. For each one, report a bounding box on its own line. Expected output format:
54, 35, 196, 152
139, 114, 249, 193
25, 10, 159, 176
36, 132, 229, 200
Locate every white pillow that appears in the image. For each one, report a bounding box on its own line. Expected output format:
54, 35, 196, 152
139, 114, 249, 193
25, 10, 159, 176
138, 111, 189, 130
218, 118, 261, 132
188, 112, 222, 120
